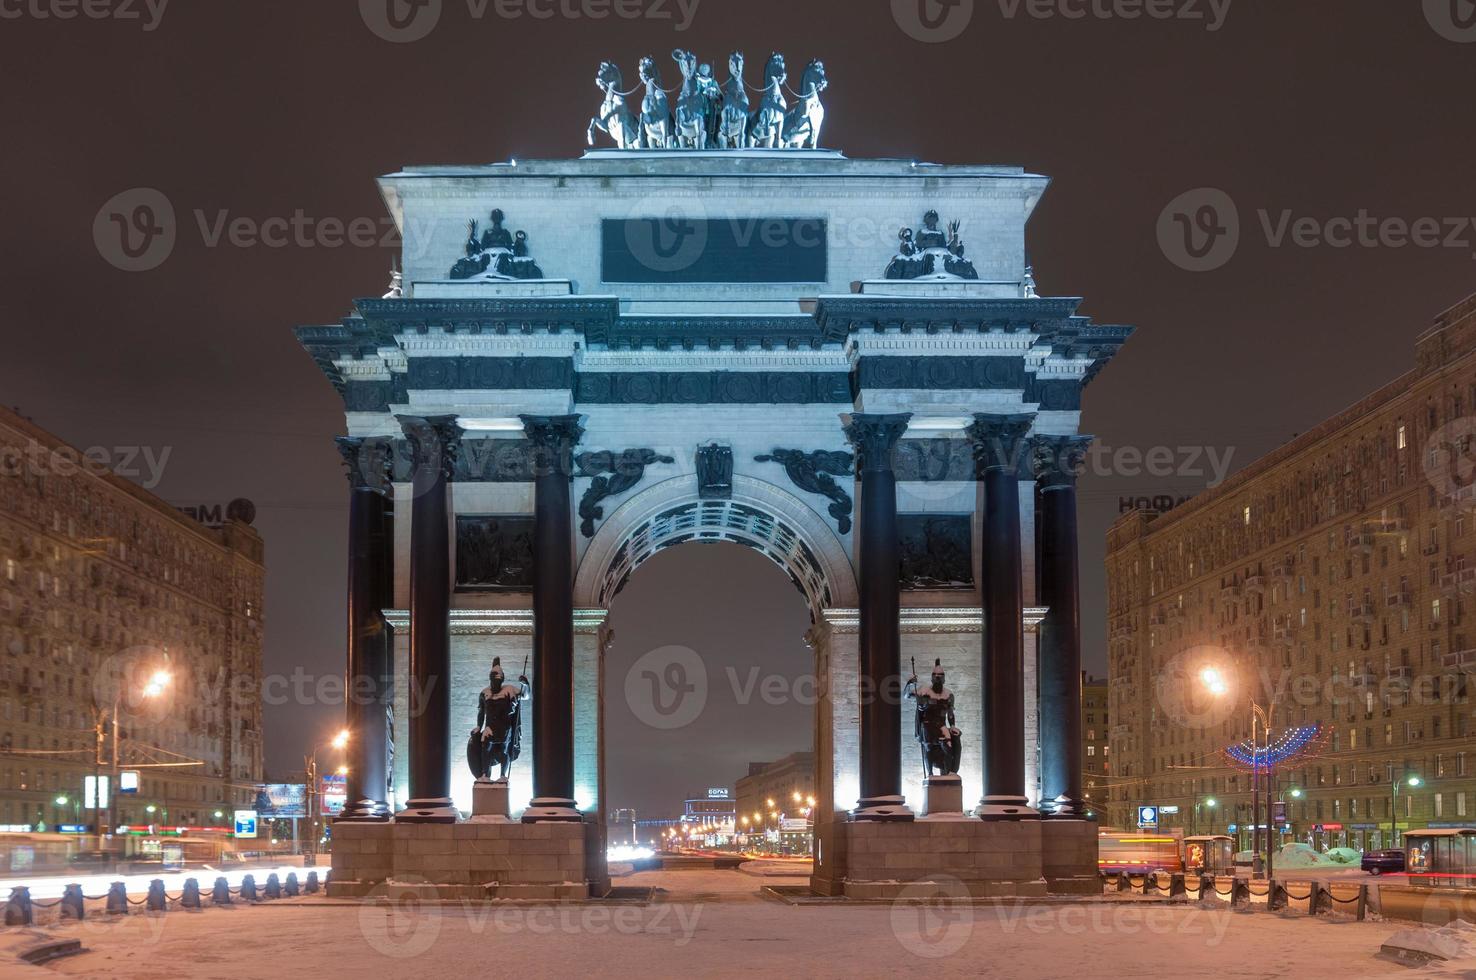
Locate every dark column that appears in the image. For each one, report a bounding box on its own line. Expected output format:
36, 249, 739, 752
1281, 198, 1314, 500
335, 437, 395, 822
966, 413, 1039, 820
520, 414, 585, 823
1033, 435, 1092, 818
396, 415, 461, 823
843, 413, 914, 821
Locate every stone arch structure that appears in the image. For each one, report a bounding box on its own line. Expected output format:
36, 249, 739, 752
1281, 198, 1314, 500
302, 145, 1132, 899
574, 474, 859, 618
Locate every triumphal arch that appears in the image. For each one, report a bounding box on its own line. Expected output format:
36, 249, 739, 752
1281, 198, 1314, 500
299, 50, 1130, 899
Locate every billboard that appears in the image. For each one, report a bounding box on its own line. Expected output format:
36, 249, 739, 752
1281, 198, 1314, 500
83, 775, 110, 809
320, 773, 347, 816
252, 783, 307, 818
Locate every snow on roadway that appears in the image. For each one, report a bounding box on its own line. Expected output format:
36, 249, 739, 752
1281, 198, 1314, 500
0, 869, 1448, 979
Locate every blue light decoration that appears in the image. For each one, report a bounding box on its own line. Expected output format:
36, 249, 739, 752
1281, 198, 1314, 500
1224, 724, 1327, 771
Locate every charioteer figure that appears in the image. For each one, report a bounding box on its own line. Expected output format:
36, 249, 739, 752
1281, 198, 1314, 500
466, 657, 530, 781
904, 658, 962, 777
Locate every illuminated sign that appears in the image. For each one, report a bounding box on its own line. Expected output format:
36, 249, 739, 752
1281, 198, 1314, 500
1137, 805, 1159, 829
321, 774, 347, 816
119, 771, 140, 794
253, 784, 307, 818
707, 788, 730, 799
84, 775, 110, 809
233, 810, 258, 839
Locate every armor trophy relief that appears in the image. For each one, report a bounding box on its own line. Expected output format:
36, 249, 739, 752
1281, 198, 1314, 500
589, 50, 828, 150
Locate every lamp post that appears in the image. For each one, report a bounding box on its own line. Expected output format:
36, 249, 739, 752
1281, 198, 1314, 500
1390, 773, 1421, 849
1194, 797, 1217, 835
92, 666, 172, 855
305, 729, 350, 860
1199, 665, 1280, 879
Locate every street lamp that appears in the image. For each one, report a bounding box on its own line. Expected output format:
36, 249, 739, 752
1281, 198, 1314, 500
92, 664, 172, 852
1194, 796, 1217, 834
1199, 662, 1279, 879
304, 728, 352, 860
1390, 773, 1421, 848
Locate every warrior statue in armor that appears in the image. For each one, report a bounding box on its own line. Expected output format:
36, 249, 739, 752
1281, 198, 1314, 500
466, 657, 530, 781
904, 659, 963, 777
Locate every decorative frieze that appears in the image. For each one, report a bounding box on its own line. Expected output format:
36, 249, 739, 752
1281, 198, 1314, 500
407, 357, 573, 390
574, 449, 675, 538
455, 515, 536, 592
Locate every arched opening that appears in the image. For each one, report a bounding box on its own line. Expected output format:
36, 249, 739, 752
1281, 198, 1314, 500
580, 477, 853, 863
604, 542, 816, 858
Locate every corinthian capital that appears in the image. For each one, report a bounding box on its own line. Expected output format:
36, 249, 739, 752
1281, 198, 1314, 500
965, 413, 1035, 476
520, 414, 585, 479
397, 415, 463, 481
336, 436, 395, 495
1030, 434, 1094, 491
842, 413, 912, 474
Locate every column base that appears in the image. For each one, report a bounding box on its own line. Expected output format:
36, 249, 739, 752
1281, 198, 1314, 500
522, 797, 583, 823
336, 799, 393, 823
396, 798, 459, 824
854, 795, 916, 822
1040, 795, 1090, 819
977, 796, 1040, 821
1040, 817, 1100, 893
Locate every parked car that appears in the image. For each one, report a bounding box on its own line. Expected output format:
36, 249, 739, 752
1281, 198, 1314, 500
1361, 849, 1406, 875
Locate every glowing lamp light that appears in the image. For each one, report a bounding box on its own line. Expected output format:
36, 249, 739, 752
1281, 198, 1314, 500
331, 729, 350, 750
1407, 775, 1422, 787
1199, 666, 1229, 697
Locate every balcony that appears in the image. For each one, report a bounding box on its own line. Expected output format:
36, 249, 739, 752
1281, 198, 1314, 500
1350, 532, 1376, 554
1387, 665, 1413, 680
1221, 583, 1243, 599
1349, 601, 1378, 624
1440, 568, 1476, 594
1443, 648, 1476, 670
1244, 575, 1266, 595
1385, 591, 1412, 607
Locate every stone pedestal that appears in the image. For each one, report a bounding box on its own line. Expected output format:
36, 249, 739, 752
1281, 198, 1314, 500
1040, 819, 1100, 895
328, 820, 593, 901
471, 779, 510, 822
838, 819, 1047, 899
922, 775, 964, 817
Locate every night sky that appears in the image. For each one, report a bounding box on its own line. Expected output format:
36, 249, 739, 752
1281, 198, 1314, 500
4, 0, 1474, 818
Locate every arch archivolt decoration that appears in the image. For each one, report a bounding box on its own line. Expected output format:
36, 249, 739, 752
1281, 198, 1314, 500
573, 474, 859, 618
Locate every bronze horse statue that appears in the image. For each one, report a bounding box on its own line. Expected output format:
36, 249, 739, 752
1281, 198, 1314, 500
637, 56, 673, 149
718, 51, 750, 149
783, 59, 828, 149
588, 61, 639, 149
672, 49, 708, 149
749, 52, 787, 149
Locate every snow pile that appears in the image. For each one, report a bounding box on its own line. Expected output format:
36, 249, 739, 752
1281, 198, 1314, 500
1324, 847, 1362, 865
1382, 920, 1476, 968
1275, 843, 1338, 868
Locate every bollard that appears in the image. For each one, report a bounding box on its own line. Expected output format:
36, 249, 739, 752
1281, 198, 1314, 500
61, 883, 85, 920
264, 873, 282, 900
284, 872, 300, 898
181, 878, 202, 910
212, 877, 232, 906
305, 871, 320, 894
5, 887, 33, 926
106, 881, 129, 915
146, 879, 167, 912
239, 874, 258, 902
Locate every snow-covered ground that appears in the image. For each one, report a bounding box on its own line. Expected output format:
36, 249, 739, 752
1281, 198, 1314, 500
0, 869, 1456, 979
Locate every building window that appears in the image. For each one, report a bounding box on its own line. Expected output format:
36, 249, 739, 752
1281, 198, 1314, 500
1398, 424, 1408, 450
